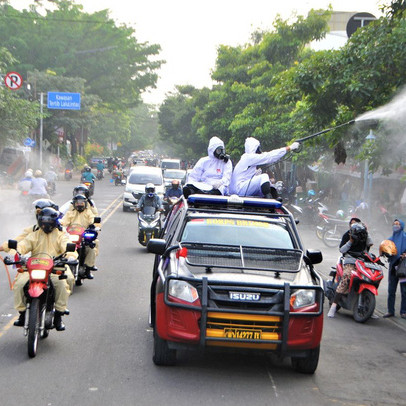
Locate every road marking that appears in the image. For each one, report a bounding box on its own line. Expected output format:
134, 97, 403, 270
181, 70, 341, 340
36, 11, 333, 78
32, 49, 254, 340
265, 365, 279, 398
100, 193, 123, 217
0, 317, 17, 338
101, 199, 122, 225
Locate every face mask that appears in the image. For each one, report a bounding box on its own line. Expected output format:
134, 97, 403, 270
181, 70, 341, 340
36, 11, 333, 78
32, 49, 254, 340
393, 225, 401, 232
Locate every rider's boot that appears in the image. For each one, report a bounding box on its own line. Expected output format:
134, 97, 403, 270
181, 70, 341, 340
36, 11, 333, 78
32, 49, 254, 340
54, 311, 66, 331
14, 311, 26, 327
85, 266, 95, 279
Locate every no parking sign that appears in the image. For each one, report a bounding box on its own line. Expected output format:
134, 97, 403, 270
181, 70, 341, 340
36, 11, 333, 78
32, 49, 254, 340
4, 71, 23, 90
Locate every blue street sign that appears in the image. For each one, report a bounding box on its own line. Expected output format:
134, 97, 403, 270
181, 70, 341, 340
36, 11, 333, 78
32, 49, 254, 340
23, 137, 33, 147
47, 92, 81, 110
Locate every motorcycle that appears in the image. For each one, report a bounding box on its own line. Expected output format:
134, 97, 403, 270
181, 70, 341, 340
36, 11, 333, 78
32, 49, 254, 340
47, 181, 56, 196
96, 169, 104, 180
324, 252, 385, 323
64, 169, 72, 180
138, 206, 161, 246
81, 179, 95, 196
163, 196, 181, 217
66, 218, 100, 286
321, 217, 349, 248
112, 169, 126, 186
4, 240, 77, 357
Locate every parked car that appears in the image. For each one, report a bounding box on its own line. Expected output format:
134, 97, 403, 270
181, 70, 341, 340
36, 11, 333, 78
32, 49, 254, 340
148, 194, 324, 373
122, 166, 165, 212
163, 169, 187, 187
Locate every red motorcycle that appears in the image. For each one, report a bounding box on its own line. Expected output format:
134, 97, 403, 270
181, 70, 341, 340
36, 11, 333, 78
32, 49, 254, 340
4, 240, 76, 357
66, 219, 100, 286
325, 252, 385, 322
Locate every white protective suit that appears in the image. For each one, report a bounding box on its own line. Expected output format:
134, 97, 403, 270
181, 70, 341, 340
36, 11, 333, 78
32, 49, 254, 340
229, 137, 288, 197
187, 136, 233, 195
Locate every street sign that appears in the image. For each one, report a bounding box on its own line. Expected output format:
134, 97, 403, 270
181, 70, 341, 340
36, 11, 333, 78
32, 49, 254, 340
42, 139, 51, 150
47, 92, 81, 110
23, 137, 33, 147
4, 71, 23, 90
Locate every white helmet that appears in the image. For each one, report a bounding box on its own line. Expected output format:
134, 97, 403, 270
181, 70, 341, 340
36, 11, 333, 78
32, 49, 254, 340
336, 209, 345, 219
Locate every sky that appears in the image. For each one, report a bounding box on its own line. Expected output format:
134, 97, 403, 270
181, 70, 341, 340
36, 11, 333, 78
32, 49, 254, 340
11, 0, 383, 105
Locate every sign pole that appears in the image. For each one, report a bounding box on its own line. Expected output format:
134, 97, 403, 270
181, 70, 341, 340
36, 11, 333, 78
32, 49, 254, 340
40, 92, 43, 169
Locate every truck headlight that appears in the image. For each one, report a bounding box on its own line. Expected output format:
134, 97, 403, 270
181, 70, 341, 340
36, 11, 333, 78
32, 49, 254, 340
290, 289, 316, 309
168, 280, 199, 303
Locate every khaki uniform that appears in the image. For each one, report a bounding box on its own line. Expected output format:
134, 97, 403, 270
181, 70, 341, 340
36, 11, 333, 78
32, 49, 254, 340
14, 228, 77, 313
2, 224, 75, 293
61, 208, 98, 267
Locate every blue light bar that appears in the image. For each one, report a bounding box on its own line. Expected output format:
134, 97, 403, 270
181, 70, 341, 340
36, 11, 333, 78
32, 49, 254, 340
83, 232, 97, 239
187, 194, 282, 209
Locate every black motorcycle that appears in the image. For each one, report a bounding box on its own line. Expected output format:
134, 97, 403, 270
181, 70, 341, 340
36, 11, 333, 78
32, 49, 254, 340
138, 206, 161, 246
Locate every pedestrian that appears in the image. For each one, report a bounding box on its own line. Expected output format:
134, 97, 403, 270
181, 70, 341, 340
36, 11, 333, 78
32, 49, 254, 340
383, 219, 406, 319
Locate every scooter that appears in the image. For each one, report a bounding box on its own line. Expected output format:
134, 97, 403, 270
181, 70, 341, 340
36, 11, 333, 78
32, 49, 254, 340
321, 217, 349, 248
138, 206, 161, 246
82, 180, 95, 196
64, 169, 72, 180
4, 240, 77, 357
66, 218, 100, 286
96, 169, 104, 180
324, 252, 385, 323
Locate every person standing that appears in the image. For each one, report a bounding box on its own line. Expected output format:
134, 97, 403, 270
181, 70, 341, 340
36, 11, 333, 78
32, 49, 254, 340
383, 219, 406, 319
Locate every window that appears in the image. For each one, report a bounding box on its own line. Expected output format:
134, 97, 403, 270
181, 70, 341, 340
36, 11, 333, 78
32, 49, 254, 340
128, 173, 162, 185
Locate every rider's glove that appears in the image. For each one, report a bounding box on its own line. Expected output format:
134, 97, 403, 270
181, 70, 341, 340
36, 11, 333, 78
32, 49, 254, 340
289, 142, 300, 151
212, 181, 223, 190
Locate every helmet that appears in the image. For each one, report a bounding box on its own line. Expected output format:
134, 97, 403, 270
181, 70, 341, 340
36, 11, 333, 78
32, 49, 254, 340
349, 222, 368, 244
25, 170, 33, 178
33, 199, 59, 217
171, 179, 180, 188
379, 240, 397, 257
73, 184, 90, 199
72, 194, 87, 212
37, 207, 59, 234
275, 181, 284, 195
85, 166, 91, 172
336, 210, 345, 219
34, 170, 42, 177
307, 189, 316, 197
145, 183, 155, 197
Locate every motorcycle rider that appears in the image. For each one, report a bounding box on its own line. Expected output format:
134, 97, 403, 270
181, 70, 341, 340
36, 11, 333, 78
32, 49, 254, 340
229, 138, 300, 197
328, 222, 371, 318
0, 199, 76, 297
183, 136, 233, 198
18, 170, 33, 193
96, 160, 105, 178
60, 194, 99, 280
164, 179, 183, 216
59, 184, 98, 216
29, 170, 49, 198
135, 183, 163, 213
81, 165, 96, 183
45, 166, 58, 194
2, 207, 76, 331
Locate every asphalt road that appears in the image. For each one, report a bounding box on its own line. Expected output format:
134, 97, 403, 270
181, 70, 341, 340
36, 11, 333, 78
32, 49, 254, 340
0, 176, 405, 406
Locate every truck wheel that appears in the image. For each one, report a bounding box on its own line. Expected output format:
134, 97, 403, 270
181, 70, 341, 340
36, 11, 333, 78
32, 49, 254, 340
291, 345, 320, 374
153, 330, 176, 366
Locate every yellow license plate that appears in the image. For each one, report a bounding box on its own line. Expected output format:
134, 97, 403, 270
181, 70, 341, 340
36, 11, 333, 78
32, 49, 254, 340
224, 328, 262, 340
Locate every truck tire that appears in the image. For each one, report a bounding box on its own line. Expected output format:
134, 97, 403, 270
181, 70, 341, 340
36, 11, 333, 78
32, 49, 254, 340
153, 330, 176, 366
291, 345, 320, 374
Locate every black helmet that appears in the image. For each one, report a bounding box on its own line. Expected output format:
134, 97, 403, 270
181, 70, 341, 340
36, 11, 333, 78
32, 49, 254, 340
38, 207, 59, 234
33, 198, 59, 219
73, 184, 90, 199
72, 194, 87, 212
350, 222, 368, 244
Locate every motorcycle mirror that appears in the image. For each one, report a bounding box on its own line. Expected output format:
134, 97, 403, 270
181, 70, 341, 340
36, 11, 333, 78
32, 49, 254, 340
94, 217, 101, 224
8, 239, 17, 250
66, 243, 76, 252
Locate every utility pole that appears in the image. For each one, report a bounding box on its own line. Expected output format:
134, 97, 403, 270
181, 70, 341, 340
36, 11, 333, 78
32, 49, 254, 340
40, 92, 43, 169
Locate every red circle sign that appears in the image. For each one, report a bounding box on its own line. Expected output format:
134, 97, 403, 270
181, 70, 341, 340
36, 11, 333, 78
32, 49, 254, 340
4, 71, 23, 90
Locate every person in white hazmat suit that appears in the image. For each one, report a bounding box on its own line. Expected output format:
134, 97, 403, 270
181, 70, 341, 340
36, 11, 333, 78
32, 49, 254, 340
229, 137, 300, 198
183, 136, 233, 198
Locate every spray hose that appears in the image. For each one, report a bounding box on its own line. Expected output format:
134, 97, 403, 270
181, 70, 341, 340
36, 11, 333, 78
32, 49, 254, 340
0, 255, 14, 291
292, 120, 355, 152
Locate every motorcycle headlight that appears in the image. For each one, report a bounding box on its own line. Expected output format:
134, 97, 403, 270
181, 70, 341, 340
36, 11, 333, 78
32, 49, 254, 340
140, 219, 148, 227
30, 269, 47, 280
168, 280, 199, 303
290, 289, 316, 309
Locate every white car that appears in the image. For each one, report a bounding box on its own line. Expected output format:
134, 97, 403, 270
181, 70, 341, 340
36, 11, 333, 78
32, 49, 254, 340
163, 169, 187, 187
123, 166, 165, 212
